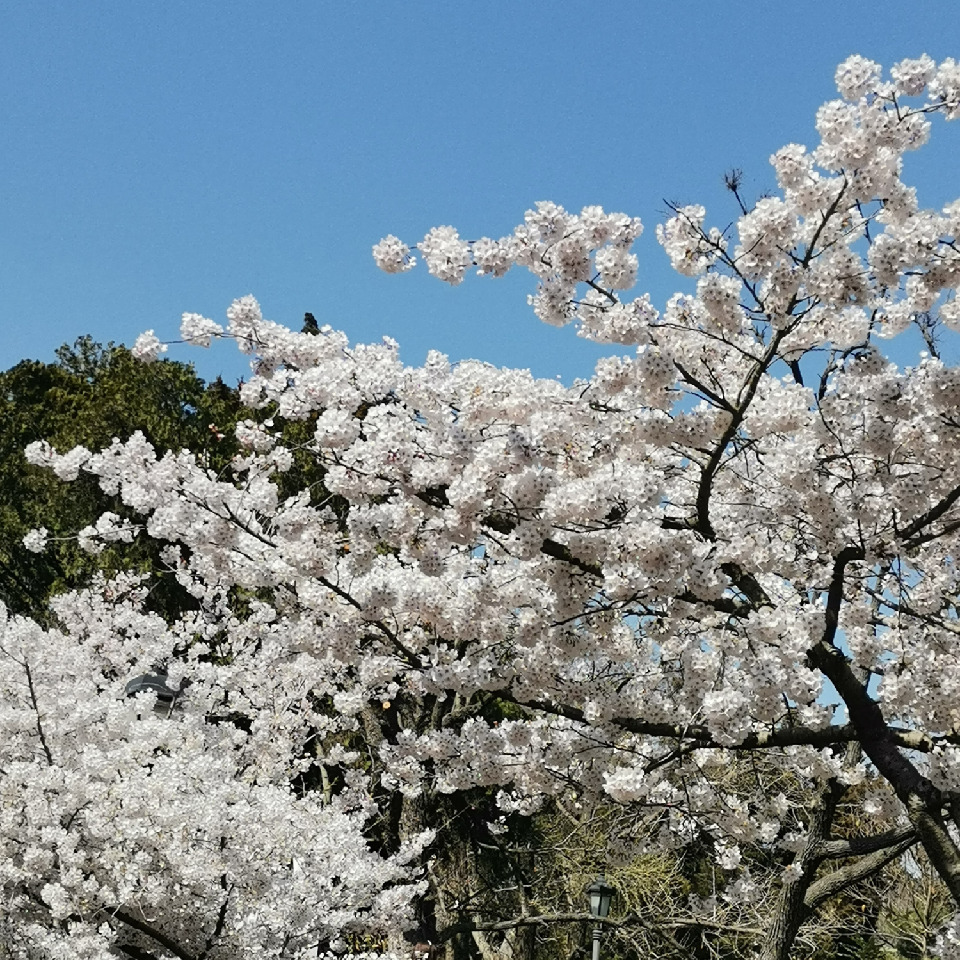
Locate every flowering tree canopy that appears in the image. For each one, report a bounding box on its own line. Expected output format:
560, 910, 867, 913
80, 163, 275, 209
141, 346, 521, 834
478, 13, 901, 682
5, 54, 960, 960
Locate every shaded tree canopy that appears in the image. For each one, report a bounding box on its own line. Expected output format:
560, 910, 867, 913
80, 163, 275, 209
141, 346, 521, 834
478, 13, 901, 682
0, 336, 241, 618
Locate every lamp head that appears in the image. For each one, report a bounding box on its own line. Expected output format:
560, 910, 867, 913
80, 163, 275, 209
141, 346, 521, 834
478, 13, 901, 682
125, 671, 183, 715
586, 878, 614, 918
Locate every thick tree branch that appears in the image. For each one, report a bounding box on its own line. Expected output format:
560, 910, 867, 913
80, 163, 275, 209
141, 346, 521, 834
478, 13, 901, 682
804, 832, 919, 911
674, 361, 736, 413
538, 537, 603, 577
199, 874, 232, 960
760, 776, 844, 960
107, 906, 199, 960
808, 546, 960, 903
17, 882, 198, 960
817, 826, 917, 860
507, 694, 952, 754
900, 481, 960, 544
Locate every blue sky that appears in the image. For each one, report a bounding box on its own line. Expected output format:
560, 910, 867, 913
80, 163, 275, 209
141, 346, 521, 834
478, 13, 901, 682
2, 2, 959, 386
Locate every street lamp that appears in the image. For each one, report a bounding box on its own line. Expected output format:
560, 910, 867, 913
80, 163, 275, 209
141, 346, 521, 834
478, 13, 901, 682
586, 877, 614, 960
125, 670, 182, 717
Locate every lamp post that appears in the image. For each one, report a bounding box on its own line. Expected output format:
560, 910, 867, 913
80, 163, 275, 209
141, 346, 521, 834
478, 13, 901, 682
586, 877, 614, 960
125, 670, 182, 717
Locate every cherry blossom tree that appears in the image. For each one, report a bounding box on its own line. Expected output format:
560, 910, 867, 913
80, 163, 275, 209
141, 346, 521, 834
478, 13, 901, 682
6, 54, 960, 959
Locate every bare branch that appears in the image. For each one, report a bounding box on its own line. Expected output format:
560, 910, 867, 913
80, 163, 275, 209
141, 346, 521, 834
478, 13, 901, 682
107, 906, 199, 960
23, 660, 53, 766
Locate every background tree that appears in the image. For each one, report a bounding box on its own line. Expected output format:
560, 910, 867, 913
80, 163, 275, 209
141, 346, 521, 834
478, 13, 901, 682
0, 337, 241, 620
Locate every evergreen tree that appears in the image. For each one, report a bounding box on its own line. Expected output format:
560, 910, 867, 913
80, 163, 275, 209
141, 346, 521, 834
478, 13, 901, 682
0, 337, 242, 618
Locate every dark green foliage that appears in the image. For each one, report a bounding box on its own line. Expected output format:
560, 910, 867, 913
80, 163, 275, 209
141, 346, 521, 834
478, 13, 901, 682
0, 337, 243, 620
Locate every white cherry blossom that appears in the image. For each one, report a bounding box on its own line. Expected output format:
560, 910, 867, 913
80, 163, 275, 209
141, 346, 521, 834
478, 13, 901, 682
10, 54, 960, 957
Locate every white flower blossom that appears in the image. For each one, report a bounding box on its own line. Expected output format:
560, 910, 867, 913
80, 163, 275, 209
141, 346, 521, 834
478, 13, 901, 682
418, 226, 471, 285
372, 234, 416, 273
22, 527, 48, 553
835, 54, 882, 100
179, 312, 223, 347
131, 329, 167, 362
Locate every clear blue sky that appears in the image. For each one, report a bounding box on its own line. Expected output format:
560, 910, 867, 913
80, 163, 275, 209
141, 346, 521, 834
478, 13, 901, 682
2, 2, 959, 385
